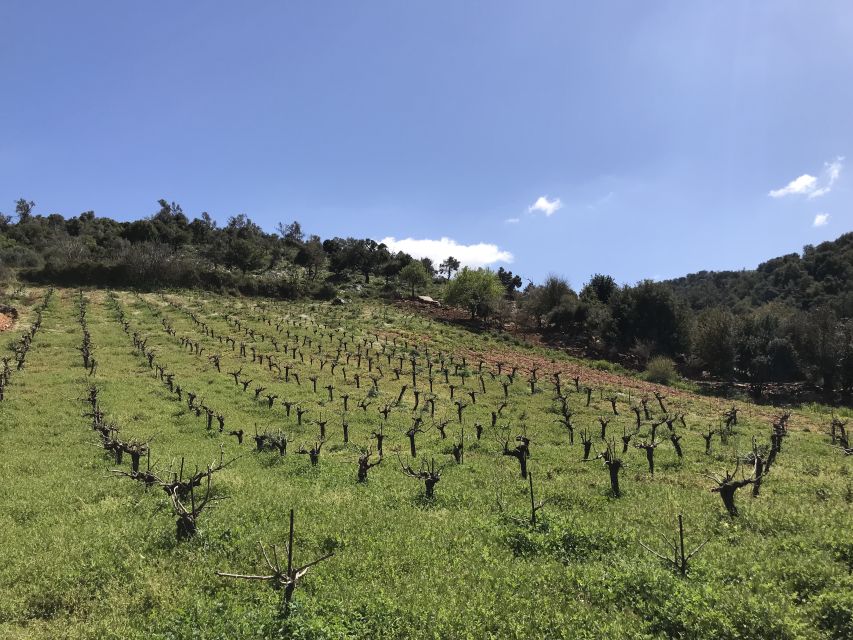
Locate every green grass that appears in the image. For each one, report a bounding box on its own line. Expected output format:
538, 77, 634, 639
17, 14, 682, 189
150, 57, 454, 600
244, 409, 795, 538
0, 288, 850, 639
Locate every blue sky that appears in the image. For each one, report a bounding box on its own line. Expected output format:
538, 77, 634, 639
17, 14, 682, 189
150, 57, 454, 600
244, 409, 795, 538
2, 1, 851, 286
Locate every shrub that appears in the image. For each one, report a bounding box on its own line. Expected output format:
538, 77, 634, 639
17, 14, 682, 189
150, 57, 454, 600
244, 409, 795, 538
311, 282, 338, 301
630, 339, 655, 366
645, 355, 677, 384
812, 586, 853, 639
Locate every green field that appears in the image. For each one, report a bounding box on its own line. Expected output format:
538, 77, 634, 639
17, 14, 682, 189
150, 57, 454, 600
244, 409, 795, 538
0, 287, 850, 639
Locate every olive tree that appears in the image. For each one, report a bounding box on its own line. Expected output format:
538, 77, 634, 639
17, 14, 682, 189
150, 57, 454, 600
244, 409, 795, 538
399, 260, 430, 298
443, 267, 504, 320
520, 275, 576, 329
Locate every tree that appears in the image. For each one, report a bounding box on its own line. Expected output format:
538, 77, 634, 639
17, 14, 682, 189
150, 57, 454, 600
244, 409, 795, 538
225, 237, 267, 273
766, 337, 800, 381
793, 306, 842, 390
443, 267, 504, 319
326, 238, 385, 283
548, 294, 580, 333
581, 274, 617, 304
839, 319, 853, 391
124, 219, 158, 243
608, 281, 691, 356
581, 302, 612, 345
151, 200, 191, 247
520, 286, 546, 328
419, 257, 436, 277
223, 214, 269, 272
277, 221, 304, 244
295, 238, 326, 280
383, 251, 414, 281
379, 252, 407, 283
439, 256, 461, 280
497, 267, 522, 297
15, 199, 35, 223
399, 260, 430, 298
189, 212, 217, 244
693, 307, 737, 377
520, 275, 576, 329
735, 308, 782, 382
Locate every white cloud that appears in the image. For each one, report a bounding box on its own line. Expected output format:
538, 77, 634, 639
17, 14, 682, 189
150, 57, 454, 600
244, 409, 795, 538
380, 236, 513, 268
528, 195, 562, 216
769, 156, 844, 199
504, 217, 520, 224
813, 213, 830, 227
827, 156, 843, 181
769, 174, 818, 198
809, 156, 844, 198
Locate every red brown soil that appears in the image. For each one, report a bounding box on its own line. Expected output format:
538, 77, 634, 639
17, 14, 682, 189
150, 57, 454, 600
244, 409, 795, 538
394, 300, 796, 426
0, 313, 14, 332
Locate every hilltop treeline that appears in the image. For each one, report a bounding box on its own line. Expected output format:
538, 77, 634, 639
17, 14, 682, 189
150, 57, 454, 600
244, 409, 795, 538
512, 274, 852, 393
667, 233, 853, 315
509, 234, 853, 392
0, 199, 422, 299
2, 198, 852, 392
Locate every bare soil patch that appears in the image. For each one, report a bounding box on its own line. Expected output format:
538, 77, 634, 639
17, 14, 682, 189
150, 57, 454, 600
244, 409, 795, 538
0, 307, 17, 332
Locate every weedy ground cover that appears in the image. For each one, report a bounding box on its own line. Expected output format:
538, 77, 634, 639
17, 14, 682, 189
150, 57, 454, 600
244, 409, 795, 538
0, 288, 850, 639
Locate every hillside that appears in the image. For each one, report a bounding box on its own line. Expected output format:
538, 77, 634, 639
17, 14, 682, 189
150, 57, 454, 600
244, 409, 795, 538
666, 232, 853, 316
0, 286, 850, 639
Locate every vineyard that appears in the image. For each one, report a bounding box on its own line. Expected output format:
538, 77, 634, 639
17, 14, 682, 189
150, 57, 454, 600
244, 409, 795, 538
0, 287, 851, 639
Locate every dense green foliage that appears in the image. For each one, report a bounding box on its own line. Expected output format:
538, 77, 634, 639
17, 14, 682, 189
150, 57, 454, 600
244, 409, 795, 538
0, 287, 850, 639
443, 267, 505, 319
667, 233, 853, 316
397, 261, 430, 298
511, 251, 853, 389
644, 356, 677, 385
0, 200, 423, 300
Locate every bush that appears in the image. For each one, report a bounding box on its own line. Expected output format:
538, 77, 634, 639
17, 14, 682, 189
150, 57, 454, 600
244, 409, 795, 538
311, 281, 338, 301
812, 586, 853, 639
379, 282, 399, 299
645, 356, 677, 384
630, 339, 655, 366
